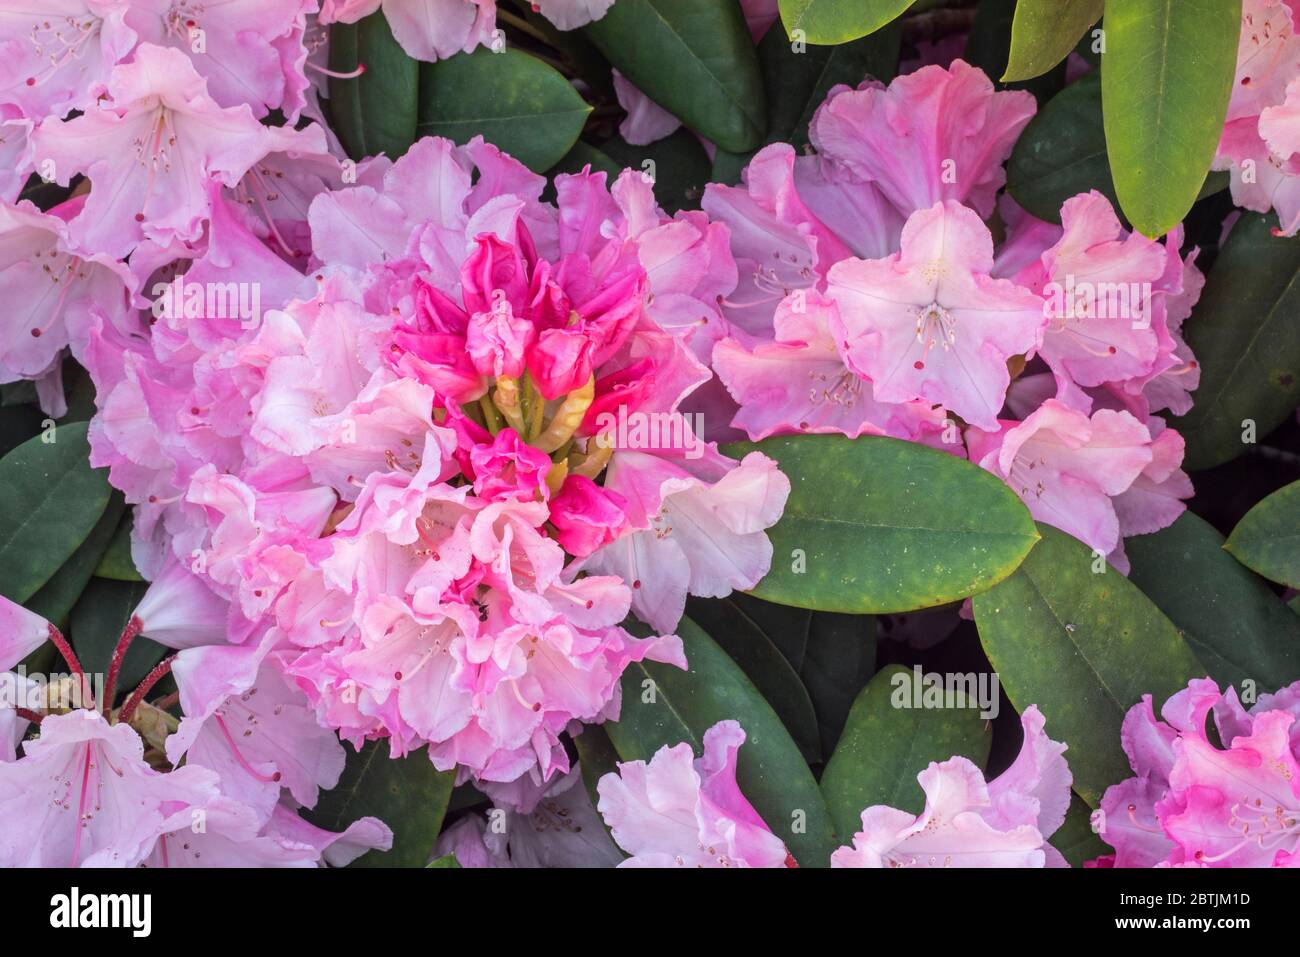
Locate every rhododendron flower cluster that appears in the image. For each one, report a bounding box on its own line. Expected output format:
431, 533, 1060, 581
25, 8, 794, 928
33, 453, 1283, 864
0, 0, 1294, 883
0, 596, 390, 866
72, 123, 797, 787
1094, 678, 1300, 868
1214, 0, 1300, 236
706, 60, 1203, 567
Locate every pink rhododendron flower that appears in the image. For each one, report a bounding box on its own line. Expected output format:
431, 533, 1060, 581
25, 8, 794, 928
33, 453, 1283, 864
596, 719, 794, 867
123, 0, 316, 118
1212, 0, 1300, 234
809, 60, 1036, 218
1097, 678, 1300, 868
0, 601, 390, 868
966, 398, 1161, 563
827, 200, 1046, 431
832, 706, 1072, 868
319, 0, 498, 62
31, 44, 272, 258
0, 0, 138, 118
0, 708, 221, 867
0, 195, 135, 382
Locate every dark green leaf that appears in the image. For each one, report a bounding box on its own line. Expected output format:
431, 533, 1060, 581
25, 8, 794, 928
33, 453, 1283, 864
687, 595, 823, 764
417, 48, 591, 172
1128, 511, 1300, 688
1225, 479, 1300, 589
724, 435, 1039, 613
306, 739, 455, 868
1174, 213, 1300, 469
572, 723, 622, 814
328, 13, 420, 161
26, 493, 125, 629
0, 423, 111, 604
1101, 0, 1241, 236
974, 524, 1204, 805
778, 0, 916, 45
93, 510, 143, 582
585, 0, 765, 153
820, 664, 991, 837
1003, 0, 1103, 82
605, 616, 838, 865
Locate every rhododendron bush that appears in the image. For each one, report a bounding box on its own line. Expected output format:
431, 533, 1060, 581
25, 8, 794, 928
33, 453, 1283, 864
1, 0, 1299, 882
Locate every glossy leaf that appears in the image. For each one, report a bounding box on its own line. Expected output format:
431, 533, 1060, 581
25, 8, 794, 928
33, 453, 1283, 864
1003, 0, 1103, 82
687, 595, 823, 764
1225, 480, 1300, 589
92, 511, 143, 582
328, 13, 420, 162
306, 739, 455, 868
417, 48, 591, 173
974, 524, 1204, 806
0, 423, 112, 604
778, 0, 917, 45
725, 435, 1039, 613
1101, 0, 1241, 236
1175, 213, 1300, 469
585, 0, 766, 153
604, 616, 839, 865
25, 494, 125, 629
820, 664, 991, 838
1128, 512, 1300, 688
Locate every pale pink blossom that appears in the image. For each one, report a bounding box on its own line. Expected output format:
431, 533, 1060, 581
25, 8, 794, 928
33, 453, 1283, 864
597, 720, 793, 867
832, 706, 1071, 868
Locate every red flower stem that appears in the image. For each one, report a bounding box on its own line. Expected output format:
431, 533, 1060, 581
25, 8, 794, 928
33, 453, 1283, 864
117, 654, 176, 726
101, 615, 143, 714
45, 624, 94, 710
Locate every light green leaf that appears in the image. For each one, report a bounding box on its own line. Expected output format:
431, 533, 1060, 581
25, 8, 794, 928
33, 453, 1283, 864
1003, 0, 1103, 82
92, 510, 143, 582
724, 435, 1039, 613
820, 665, 991, 838
1101, 0, 1241, 236
974, 524, 1204, 805
778, 0, 917, 45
